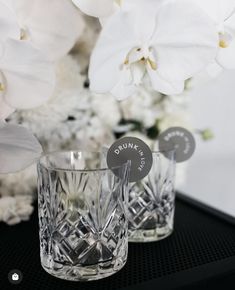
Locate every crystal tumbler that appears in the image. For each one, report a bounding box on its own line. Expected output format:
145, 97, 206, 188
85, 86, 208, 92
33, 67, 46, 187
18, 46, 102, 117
128, 149, 176, 242
37, 151, 130, 281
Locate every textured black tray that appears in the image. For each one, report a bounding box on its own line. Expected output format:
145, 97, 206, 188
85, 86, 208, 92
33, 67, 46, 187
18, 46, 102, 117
1, 194, 235, 290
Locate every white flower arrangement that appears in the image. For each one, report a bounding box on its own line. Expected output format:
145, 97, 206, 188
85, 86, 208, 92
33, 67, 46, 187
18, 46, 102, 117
0, 195, 34, 225
1, 52, 189, 214
0, 0, 84, 117
0, 0, 235, 224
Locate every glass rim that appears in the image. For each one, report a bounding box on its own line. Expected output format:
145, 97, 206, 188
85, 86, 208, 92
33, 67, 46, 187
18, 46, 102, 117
38, 150, 130, 173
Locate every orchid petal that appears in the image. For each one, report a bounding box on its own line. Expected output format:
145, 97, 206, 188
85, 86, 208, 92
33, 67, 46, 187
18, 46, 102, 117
147, 67, 185, 95
0, 98, 15, 120
89, 49, 130, 94
124, 1, 160, 43
123, 0, 162, 9
0, 123, 42, 174
217, 39, 235, 68
225, 10, 235, 36
0, 0, 20, 41
130, 62, 146, 85
153, 0, 218, 81
98, 0, 160, 26
190, 0, 235, 26
89, 12, 138, 93
0, 39, 55, 109
72, 0, 115, 18
110, 66, 137, 100
12, 0, 85, 61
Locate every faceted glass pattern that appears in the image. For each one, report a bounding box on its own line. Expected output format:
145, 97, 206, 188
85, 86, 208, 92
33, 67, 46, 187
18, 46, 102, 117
128, 150, 176, 242
37, 152, 130, 281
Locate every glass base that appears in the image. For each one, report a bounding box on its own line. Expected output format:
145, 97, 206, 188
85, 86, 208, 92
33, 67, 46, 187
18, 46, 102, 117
41, 255, 127, 281
128, 225, 173, 243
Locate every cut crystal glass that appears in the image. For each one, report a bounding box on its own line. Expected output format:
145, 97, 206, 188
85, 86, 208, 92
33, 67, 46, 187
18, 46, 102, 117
128, 149, 176, 242
37, 151, 130, 281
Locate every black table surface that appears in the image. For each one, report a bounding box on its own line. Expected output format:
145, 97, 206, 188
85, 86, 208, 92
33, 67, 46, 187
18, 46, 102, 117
1, 194, 235, 290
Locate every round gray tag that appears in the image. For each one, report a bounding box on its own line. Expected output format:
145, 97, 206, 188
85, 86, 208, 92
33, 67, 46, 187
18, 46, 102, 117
158, 127, 196, 163
107, 137, 153, 182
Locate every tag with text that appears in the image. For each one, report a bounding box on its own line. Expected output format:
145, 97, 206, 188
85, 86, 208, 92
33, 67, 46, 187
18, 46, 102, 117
107, 137, 153, 182
158, 127, 196, 163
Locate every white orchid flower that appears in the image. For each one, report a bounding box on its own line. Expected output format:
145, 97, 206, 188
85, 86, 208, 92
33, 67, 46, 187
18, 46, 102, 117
190, 0, 235, 70
0, 39, 55, 118
89, 0, 218, 100
0, 122, 42, 174
9, 0, 85, 61
0, 1, 56, 119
